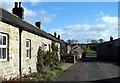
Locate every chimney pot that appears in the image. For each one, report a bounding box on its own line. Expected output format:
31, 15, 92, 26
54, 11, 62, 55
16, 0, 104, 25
15, 2, 18, 8
58, 35, 60, 39
35, 22, 41, 29
54, 32, 57, 38
12, 2, 24, 19
110, 36, 113, 41
19, 2, 21, 7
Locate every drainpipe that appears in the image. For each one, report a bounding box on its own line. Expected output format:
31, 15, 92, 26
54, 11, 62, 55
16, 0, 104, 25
19, 28, 22, 80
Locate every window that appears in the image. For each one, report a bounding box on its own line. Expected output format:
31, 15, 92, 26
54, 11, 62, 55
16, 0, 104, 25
26, 39, 31, 59
0, 33, 8, 61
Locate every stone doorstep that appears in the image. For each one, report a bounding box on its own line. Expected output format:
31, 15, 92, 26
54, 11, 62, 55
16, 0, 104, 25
61, 63, 74, 71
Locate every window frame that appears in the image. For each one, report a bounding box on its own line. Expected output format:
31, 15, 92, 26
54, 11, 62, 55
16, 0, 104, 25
26, 39, 31, 59
0, 33, 8, 61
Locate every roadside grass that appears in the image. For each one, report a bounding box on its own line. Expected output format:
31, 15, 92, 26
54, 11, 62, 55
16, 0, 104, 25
86, 48, 97, 56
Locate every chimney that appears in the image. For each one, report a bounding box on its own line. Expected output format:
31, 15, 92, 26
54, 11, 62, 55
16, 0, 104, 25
15, 2, 18, 8
54, 32, 57, 38
35, 22, 41, 29
58, 34, 60, 40
12, 2, 19, 16
110, 36, 113, 41
12, 2, 24, 19
19, 2, 21, 7
18, 2, 24, 19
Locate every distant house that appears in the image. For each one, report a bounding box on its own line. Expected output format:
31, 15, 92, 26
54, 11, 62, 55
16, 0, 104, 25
59, 40, 68, 61
0, 2, 60, 79
97, 37, 120, 61
67, 44, 72, 55
60, 40, 67, 57
71, 44, 85, 60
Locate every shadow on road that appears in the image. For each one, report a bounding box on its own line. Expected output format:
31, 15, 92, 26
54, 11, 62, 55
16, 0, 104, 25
82, 56, 119, 64
86, 77, 120, 83
82, 56, 120, 68
82, 56, 98, 62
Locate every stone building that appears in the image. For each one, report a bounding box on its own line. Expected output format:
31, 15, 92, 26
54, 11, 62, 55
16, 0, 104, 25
71, 44, 85, 60
97, 37, 120, 61
0, 2, 60, 79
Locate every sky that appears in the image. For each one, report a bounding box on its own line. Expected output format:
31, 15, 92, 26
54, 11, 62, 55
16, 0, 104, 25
0, 0, 119, 43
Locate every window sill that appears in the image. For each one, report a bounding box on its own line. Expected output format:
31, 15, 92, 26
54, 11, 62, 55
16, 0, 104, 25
0, 59, 8, 62
26, 57, 30, 59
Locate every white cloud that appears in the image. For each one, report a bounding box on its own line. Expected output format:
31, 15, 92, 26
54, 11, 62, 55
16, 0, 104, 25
100, 12, 104, 16
29, 0, 42, 2
0, 0, 119, 3
41, 14, 56, 23
49, 14, 118, 43
99, 16, 118, 24
39, 8, 56, 23
0, 2, 56, 24
0, 2, 14, 12
29, 0, 42, 6
41, 16, 52, 23
1, 0, 22, 2
39, 8, 47, 15
24, 7, 37, 17
0, 2, 118, 43
0, 2, 37, 24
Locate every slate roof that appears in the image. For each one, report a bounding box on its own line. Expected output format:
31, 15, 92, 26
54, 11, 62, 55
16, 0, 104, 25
0, 8, 60, 43
99, 38, 120, 46
72, 44, 85, 54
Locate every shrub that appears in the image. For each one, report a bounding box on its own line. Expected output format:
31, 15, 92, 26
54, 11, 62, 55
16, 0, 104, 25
37, 47, 44, 73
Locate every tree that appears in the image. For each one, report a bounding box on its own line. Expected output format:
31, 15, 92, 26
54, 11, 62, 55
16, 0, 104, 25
91, 39, 98, 44
99, 39, 104, 43
67, 39, 78, 45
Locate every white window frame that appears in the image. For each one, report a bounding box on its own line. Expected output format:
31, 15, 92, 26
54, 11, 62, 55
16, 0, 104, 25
0, 33, 8, 61
26, 39, 31, 59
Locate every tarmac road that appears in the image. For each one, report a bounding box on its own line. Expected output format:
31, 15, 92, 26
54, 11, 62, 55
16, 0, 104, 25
55, 57, 120, 82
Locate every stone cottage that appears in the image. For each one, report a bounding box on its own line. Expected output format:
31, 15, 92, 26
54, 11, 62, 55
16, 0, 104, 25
0, 2, 60, 79
97, 37, 120, 61
71, 44, 85, 60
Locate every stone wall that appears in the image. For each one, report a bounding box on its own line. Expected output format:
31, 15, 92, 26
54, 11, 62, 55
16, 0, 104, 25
0, 22, 19, 78
0, 22, 60, 79
21, 30, 52, 75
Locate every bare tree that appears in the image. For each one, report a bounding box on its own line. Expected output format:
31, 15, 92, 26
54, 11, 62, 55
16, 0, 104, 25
99, 39, 104, 43
91, 39, 98, 44
67, 39, 78, 45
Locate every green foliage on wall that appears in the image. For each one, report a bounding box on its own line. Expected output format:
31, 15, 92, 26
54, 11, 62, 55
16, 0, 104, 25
37, 41, 60, 73
37, 47, 44, 72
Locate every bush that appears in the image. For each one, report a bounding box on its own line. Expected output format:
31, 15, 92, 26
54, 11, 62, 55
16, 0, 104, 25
35, 42, 62, 81
37, 47, 45, 72
44, 51, 53, 67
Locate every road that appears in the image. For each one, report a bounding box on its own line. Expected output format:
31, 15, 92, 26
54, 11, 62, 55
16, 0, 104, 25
55, 57, 120, 82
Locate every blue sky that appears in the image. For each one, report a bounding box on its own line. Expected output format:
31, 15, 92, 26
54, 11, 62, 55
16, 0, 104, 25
0, 1, 119, 43
23, 2, 117, 28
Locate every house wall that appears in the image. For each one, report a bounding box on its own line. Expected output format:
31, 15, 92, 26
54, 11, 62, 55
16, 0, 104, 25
0, 22, 19, 78
97, 40, 119, 61
60, 41, 67, 57
21, 31, 52, 75
97, 44, 109, 60
0, 21, 61, 79
67, 45, 71, 54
